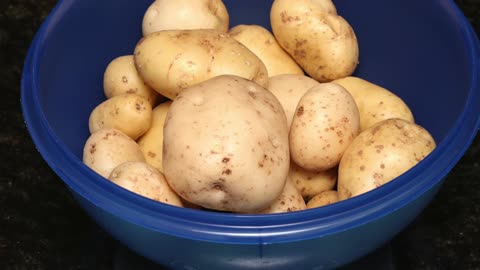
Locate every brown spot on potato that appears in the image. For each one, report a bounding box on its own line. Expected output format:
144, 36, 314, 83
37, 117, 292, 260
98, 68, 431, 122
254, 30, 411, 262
375, 145, 384, 153
148, 151, 156, 158
222, 157, 230, 163
280, 11, 300, 23
135, 103, 141, 111
222, 169, 232, 175
126, 89, 137, 94
122, 76, 128, 83
380, 164, 385, 169
297, 106, 304, 116
294, 49, 306, 58
360, 165, 365, 171
89, 144, 96, 154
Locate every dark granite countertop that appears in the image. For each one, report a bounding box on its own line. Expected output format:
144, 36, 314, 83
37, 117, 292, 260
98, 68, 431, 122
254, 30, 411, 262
1, 0, 479, 269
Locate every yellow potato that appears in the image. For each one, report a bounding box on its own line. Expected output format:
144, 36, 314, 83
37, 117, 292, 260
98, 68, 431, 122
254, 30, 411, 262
134, 29, 269, 99
306, 190, 339, 209
290, 83, 360, 171
289, 162, 337, 200
83, 129, 145, 178
142, 0, 229, 36
338, 118, 436, 200
270, 0, 359, 82
88, 94, 152, 140
103, 55, 159, 106
109, 162, 183, 207
268, 74, 320, 128
333, 76, 415, 131
255, 178, 306, 214
163, 75, 289, 213
137, 101, 173, 173
229, 24, 303, 77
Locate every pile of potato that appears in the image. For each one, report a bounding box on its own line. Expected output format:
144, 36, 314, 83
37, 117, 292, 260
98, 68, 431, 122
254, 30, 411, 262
83, 0, 436, 214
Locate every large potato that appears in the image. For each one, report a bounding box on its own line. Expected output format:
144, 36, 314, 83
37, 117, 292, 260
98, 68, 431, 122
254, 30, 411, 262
289, 162, 337, 200
163, 75, 289, 213
83, 128, 145, 178
268, 74, 320, 128
142, 0, 229, 36
255, 177, 306, 214
103, 55, 159, 106
338, 118, 436, 200
290, 83, 360, 171
333, 76, 415, 131
229, 24, 303, 77
134, 29, 269, 99
108, 161, 183, 207
270, 0, 359, 82
137, 101, 172, 173
88, 94, 152, 140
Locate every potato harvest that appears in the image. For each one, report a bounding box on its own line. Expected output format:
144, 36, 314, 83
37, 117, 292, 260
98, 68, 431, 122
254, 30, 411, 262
82, 0, 436, 213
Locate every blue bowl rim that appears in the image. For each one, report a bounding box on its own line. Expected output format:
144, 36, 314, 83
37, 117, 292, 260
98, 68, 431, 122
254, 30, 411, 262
21, 0, 480, 244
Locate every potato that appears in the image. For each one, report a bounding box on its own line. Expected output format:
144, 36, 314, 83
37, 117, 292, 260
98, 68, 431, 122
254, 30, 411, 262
290, 83, 360, 171
88, 94, 152, 140
289, 162, 337, 200
163, 75, 289, 212
268, 74, 320, 128
270, 0, 359, 82
134, 29, 269, 99
333, 76, 415, 131
255, 178, 306, 214
137, 101, 172, 173
229, 24, 303, 77
338, 118, 436, 200
103, 55, 159, 106
142, 0, 229, 36
108, 161, 183, 207
306, 190, 339, 209
83, 128, 146, 178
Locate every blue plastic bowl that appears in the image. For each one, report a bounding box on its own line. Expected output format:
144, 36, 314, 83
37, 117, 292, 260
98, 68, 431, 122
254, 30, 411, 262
21, 0, 480, 269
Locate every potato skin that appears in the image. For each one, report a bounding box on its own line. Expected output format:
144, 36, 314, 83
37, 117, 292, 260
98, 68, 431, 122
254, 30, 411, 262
255, 178, 306, 214
108, 162, 183, 207
338, 118, 436, 200
134, 29, 269, 100
270, 0, 359, 82
268, 74, 320, 128
163, 75, 289, 212
83, 129, 145, 178
306, 190, 339, 209
290, 83, 360, 171
103, 55, 159, 106
88, 94, 152, 140
229, 24, 303, 77
137, 101, 172, 173
289, 162, 337, 200
142, 0, 229, 36
333, 76, 414, 131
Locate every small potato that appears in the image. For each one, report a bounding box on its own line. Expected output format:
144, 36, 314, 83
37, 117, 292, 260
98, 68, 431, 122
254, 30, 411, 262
306, 190, 339, 209
290, 83, 360, 171
88, 94, 152, 140
289, 162, 337, 200
333, 76, 415, 131
229, 24, 303, 77
163, 75, 289, 213
268, 74, 320, 128
142, 0, 229, 36
338, 118, 436, 200
83, 128, 145, 178
103, 55, 159, 106
108, 161, 183, 207
137, 101, 172, 173
256, 178, 306, 214
134, 29, 269, 99
270, 0, 359, 82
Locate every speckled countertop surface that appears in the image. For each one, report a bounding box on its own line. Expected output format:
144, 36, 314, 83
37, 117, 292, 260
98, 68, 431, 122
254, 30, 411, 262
1, 0, 479, 269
